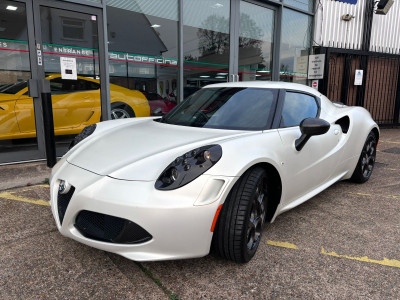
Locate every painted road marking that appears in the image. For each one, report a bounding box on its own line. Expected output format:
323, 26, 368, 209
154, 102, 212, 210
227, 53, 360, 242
384, 168, 398, 171
267, 240, 299, 249
349, 192, 372, 197
0, 191, 50, 206
380, 140, 400, 144
321, 247, 400, 268
349, 192, 399, 200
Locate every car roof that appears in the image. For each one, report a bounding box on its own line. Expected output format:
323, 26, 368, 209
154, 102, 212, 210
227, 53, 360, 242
203, 81, 319, 96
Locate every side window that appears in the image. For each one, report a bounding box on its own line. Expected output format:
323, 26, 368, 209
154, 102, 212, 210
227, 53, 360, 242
50, 78, 99, 95
280, 92, 318, 127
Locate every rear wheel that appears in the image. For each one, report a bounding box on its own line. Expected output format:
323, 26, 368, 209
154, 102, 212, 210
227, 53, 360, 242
111, 103, 135, 119
212, 167, 268, 263
350, 131, 377, 183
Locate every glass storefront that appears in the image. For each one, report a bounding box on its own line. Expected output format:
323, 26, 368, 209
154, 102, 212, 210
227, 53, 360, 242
106, 0, 178, 115
0, 0, 314, 164
183, 0, 230, 89
238, 1, 275, 81
0, 1, 38, 154
279, 8, 312, 85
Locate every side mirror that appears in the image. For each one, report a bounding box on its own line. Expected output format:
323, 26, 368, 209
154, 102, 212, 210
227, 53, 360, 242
295, 118, 330, 151
152, 107, 163, 116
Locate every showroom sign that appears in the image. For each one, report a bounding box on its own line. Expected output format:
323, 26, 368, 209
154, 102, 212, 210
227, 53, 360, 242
109, 52, 178, 66
43, 44, 94, 57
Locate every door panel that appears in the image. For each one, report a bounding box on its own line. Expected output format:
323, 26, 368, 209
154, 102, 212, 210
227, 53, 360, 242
277, 125, 343, 205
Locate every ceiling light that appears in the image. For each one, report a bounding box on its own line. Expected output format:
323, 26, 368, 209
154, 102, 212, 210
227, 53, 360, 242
200, 75, 210, 78
6, 5, 18, 11
151, 24, 161, 28
216, 73, 227, 75
211, 3, 224, 8
257, 70, 269, 73
215, 76, 225, 79
255, 75, 261, 77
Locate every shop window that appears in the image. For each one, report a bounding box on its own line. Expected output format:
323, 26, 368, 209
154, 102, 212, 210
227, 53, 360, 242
106, 0, 178, 109
279, 9, 312, 85
238, 1, 275, 81
183, 0, 230, 92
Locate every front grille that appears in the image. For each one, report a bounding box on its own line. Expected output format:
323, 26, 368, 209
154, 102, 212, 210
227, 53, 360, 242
74, 210, 152, 244
57, 186, 75, 225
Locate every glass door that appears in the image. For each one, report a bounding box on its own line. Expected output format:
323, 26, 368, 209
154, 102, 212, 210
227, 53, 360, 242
0, 0, 42, 163
0, 0, 105, 164
229, 0, 277, 82
238, 1, 276, 81
33, 0, 105, 157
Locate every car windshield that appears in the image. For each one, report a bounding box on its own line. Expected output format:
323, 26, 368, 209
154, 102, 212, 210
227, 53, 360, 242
0, 81, 28, 94
160, 87, 278, 130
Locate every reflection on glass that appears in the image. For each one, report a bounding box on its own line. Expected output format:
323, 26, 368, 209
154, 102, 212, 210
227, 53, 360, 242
279, 9, 312, 85
280, 92, 318, 127
284, 0, 314, 13
238, 1, 275, 81
162, 88, 278, 130
183, 0, 230, 92
40, 7, 104, 151
0, 1, 38, 153
106, 0, 179, 113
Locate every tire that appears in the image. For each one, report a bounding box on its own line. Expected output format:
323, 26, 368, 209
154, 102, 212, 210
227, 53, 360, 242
111, 103, 135, 119
350, 131, 377, 183
212, 167, 268, 263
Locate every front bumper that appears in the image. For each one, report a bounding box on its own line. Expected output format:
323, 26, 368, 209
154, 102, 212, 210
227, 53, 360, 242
50, 160, 235, 261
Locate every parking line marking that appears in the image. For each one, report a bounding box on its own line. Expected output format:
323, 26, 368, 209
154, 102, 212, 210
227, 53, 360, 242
321, 247, 400, 268
349, 192, 371, 197
384, 168, 398, 171
267, 240, 299, 249
0, 191, 50, 206
380, 140, 400, 144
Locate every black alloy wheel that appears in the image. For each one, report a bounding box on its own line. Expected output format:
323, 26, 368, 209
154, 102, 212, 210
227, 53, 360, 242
212, 167, 268, 263
351, 131, 377, 183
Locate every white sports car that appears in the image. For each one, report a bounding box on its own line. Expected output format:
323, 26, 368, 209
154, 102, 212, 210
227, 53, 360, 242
50, 81, 379, 263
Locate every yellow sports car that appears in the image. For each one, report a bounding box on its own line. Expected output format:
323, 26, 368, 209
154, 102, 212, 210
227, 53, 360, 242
0, 74, 150, 140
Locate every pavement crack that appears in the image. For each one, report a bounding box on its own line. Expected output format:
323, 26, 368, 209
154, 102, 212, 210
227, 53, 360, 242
135, 262, 179, 300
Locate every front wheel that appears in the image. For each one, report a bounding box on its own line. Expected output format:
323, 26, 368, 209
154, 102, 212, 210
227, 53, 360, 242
350, 131, 377, 183
212, 167, 268, 263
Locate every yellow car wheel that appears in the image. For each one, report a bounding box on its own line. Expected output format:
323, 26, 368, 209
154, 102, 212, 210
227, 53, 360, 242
111, 102, 135, 119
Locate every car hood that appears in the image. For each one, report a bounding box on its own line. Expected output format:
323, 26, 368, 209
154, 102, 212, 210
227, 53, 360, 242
66, 118, 254, 181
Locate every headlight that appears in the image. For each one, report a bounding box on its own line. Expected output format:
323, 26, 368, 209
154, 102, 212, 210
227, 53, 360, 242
69, 124, 97, 150
155, 145, 222, 190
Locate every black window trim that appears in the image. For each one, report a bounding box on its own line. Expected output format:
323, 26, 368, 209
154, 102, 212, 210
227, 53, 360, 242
271, 89, 321, 129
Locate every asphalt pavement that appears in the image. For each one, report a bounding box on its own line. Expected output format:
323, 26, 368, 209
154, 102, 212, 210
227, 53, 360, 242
0, 128, 399, 299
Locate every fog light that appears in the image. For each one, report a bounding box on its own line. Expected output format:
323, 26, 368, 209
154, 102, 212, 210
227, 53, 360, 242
58, 180, 71, 194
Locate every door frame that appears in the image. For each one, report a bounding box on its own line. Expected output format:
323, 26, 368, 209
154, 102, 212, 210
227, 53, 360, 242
32, 0, 107, 157
0, 0, 107, 164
